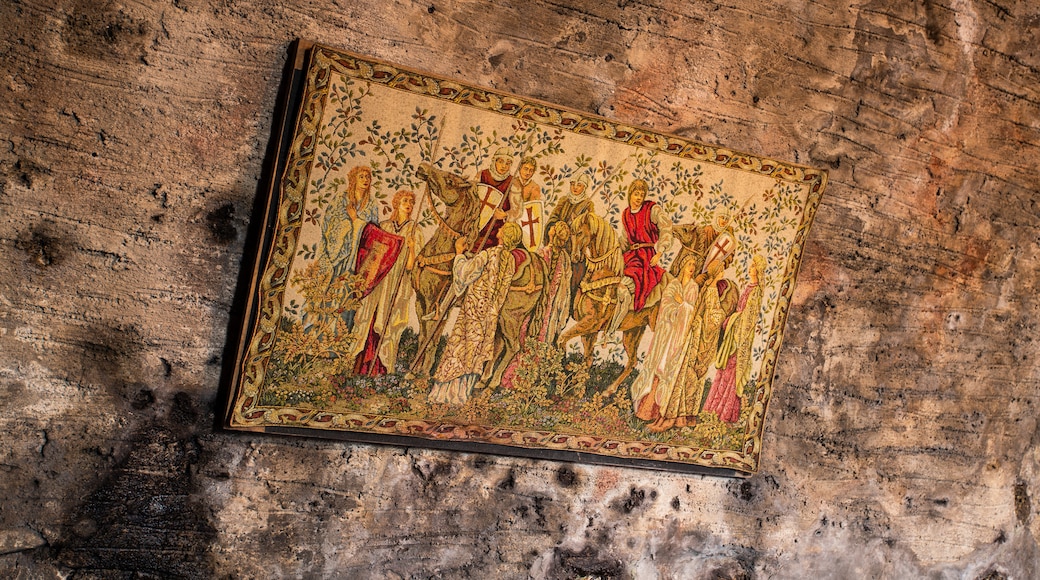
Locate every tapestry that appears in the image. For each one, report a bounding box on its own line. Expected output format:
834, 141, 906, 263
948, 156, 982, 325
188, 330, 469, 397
224, 41, 827, 474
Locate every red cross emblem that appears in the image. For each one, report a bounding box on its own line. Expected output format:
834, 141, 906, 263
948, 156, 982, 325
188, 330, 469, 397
475, 184, 505, 229
521, 206, 541, 247
712, 236, 733, 255
479, 188, 499, 212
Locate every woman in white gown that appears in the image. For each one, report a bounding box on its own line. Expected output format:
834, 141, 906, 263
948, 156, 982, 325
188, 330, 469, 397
631, 256, 701, 426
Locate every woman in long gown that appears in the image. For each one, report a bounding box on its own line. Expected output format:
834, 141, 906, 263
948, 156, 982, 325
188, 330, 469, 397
702, 254, 765, 423
350, 190, 424, 375
429, 223, 522, 405
631, 257, 700, 425
317, 165, 379, 335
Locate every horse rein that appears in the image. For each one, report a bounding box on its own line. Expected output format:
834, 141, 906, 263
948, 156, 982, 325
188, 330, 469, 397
415, 181, 465, 276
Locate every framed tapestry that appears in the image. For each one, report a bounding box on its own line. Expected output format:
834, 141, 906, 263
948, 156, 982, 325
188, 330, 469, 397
223, 40, 827, 475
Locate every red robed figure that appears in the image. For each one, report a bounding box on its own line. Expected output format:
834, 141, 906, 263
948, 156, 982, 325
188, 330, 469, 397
351, 223, 405, 377
622, 200, 664, 312
353, 222, 405, 299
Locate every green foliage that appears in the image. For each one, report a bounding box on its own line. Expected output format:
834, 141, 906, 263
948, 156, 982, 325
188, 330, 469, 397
311, 79, 370, 200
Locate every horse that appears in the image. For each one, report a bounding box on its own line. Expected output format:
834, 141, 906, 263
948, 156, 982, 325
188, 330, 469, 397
557, 211, 661, 398
410, 163, 547, 389
669, 222, 722, 277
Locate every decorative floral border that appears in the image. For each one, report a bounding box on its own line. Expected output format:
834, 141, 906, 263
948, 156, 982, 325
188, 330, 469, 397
227, 44, 827, 474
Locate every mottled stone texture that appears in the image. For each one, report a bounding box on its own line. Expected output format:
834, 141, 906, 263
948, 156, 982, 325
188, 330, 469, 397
0, 0, 1037, 577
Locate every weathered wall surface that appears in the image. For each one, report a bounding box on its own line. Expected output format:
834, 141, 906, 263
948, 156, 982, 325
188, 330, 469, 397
1, 0, 1038, 577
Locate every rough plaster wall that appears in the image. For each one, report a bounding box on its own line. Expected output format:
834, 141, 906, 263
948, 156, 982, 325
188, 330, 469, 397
0, 0, 1038, 577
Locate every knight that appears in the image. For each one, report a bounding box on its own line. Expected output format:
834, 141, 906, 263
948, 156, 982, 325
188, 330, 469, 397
607, 179, 674, 335
472, 147, 522, 252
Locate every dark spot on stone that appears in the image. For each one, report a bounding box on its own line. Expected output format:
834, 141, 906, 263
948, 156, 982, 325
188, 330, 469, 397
169, 391, 198, 426
994, 529, 1006, 544
207, 354, 221, 366
76, 321, 144, 401
548, 546, 624, 579
472, 455, 490, 470
0, 380, 26, 408
410, 456, 453, 490
488, 52, 505, 68
556, 466, 577, 487
574, 31, 587, 43
532, 495, 549, 528
605, 53, 614, 62
12, 158, 50, 188
427, 5, 435, 13
737, 480, 754, 501
206, 203, 237, 244
497, 469, 515, 491
57, 424, 216, 577
976, 568, 1008, 580
922, 0, 944, 45
17, 224, 63, 268
752, 95, 760, 104
932, 497, 948, 506
150, 182, 170, 208
707, 560, 752, 580
64, 2, 153, 62
611, 487, 646, 514
1014, 481, 1030, 524
130, 387, 155, 410
671, 496, 680, 510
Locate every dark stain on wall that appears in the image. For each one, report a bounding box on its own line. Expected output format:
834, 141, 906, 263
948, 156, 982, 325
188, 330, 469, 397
497, 469, 516, 491
976, 568, 1009, 580
548, 546, 627, 580
16, 223, 64, 268
206, 203, 238, 244
921, 0, 944, 45
12, 158, 51, 189
1014, 481, 1031, 525
611, 487, 648, 514
56, 396, 216, 578
63, 0, 153, 62
556, 466, 577, 487
707, 559, 753, 580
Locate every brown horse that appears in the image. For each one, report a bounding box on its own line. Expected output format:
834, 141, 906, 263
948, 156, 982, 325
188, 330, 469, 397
558, 212, 660, 397
410, 163, 547, 388
669, 222, 723, 277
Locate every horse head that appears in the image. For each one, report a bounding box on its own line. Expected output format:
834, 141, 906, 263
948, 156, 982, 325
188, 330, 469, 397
417, 163, 479, 235
417, 163, 473, 206
569, 212, 593, 260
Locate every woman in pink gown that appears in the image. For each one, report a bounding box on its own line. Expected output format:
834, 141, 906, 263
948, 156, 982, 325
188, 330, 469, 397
702, 255, 765, 423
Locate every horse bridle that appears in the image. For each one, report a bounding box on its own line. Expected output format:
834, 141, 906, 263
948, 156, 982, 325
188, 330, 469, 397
424, 182, 464, 238
415, 182, 466, 276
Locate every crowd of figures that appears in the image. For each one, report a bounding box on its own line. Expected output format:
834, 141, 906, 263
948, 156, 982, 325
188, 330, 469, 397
306, 148, 766, 432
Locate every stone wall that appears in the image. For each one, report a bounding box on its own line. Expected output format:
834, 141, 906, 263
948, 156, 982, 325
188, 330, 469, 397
1, 0, 1038, 577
